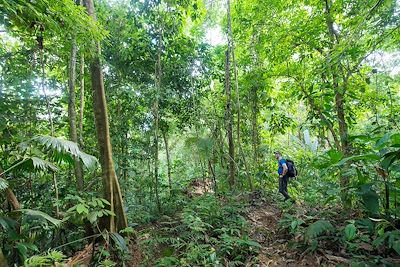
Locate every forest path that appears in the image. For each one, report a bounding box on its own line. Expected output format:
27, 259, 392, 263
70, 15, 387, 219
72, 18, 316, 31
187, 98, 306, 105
246, 192, 324, 267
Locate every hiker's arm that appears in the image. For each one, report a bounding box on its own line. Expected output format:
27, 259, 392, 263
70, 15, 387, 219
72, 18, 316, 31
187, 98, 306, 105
281, 163, 288, 176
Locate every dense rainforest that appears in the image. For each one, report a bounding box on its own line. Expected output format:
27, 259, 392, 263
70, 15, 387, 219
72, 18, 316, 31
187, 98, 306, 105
0, 0, 400, 266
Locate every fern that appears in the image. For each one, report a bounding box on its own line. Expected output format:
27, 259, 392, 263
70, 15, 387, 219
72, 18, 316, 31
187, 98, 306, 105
305, 219, 334, 241
24, 250, 66, 267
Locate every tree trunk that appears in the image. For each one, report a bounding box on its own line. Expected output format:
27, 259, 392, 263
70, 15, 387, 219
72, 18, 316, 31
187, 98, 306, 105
162, 130, 172, 195
225, 49, 235, 189
227, 0, 240, 147
208, 159, 217, 193
68, 37, 84, 191
84, 0, 127, 232
251, 85, 259, 187
0, 247, 8, 267
79, 53, 85, 147
153, 104, 160, 212
325, 0, 351, 209
39, 38, 59, 216
153, 25, 163, 213
1, 166, 21, 210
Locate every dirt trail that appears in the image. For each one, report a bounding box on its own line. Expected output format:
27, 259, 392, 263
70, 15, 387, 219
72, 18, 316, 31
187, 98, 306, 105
246, 192, 323, 267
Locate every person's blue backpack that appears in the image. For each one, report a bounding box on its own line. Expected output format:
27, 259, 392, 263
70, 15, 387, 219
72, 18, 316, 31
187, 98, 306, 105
286, 159, 298, 178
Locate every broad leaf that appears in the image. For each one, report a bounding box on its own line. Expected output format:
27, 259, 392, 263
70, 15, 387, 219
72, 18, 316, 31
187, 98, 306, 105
359, 185, 380, 215
344, 224, 357, 241
337, 153, 380, 166
21, 209, 62, 227
76, 204, 89, 214
110, 232, 128, 252
392, 240, 400, 255
327, 149, 343, 163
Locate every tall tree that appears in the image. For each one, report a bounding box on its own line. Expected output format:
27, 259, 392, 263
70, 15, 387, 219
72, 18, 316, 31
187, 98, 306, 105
225, 48, 235, 189
84, 0, 127, 232
68, 37, 84, 191
153, 23, 162, 212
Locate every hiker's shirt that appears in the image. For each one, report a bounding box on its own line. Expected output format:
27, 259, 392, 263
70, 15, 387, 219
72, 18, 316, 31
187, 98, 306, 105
277, 159, 287, 176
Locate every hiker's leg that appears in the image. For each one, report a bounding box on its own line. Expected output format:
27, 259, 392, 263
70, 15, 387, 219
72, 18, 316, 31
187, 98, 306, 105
279, 177, 289, 199
279, 177, 284, 195
282, 175, 290, 200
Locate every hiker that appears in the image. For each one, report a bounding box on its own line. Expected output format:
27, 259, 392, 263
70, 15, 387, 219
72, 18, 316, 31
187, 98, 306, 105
274, 151, 291, 201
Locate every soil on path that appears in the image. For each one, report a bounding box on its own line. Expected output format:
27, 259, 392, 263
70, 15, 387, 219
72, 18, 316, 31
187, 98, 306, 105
246, 191, 329, 267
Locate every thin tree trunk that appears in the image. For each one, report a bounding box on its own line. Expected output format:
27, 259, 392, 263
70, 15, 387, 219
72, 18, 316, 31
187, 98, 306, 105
251, 85, 259, 187
84, 0, 127, 232
39, 40, 59, 216
162, 130, 172, 194
68, 37, 84, 191
208, 159, 217, 193
325, 0, 351, 209
153, 103, 160, 212
239, 146, 253, 190
153, 25, 163, 213
40, 48, 54, 135
123, 131, 128, 181
225, 49, 235, 189
227, 0, 240, 147
79, 53, 85, 147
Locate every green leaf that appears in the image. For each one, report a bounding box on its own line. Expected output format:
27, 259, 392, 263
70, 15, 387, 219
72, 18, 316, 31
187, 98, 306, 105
0, 178, 9, 191
31, 157, 58, 172
21, 209, 62, 227
10, 157, 59, 173
305, 220, 334, 241
375, 133, 391, 149
33, 135, 98, 169
344, 224, 357, 241
337, 153, 380, 166
110, 232, 128, 252
119, 226, 135, 235
76, 204, 89, 214
87, 212, 98, 224
392, 240, 400, 255
0, 216, 17, 231
390, 134, 400, 146
327, 149, 343, 163
359, 185, 380, 215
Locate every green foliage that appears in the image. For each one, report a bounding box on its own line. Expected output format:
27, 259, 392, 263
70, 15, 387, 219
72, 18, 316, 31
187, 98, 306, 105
24, 251, 66, 267
65, 194, 115, 225
141, 195, 260, 266
0, 0, 399, 264
20, 209, 62, 227
0, 177, 9, 190
305, 220, 334, 241
32, 135, 98, 170
344, 223, 357, 241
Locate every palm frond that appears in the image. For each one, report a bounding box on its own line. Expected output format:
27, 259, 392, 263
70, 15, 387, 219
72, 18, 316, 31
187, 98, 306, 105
8, 157, 59, 173
32, 136, 98, 169
0, 178, 9, 191
20, 209, 62, 227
